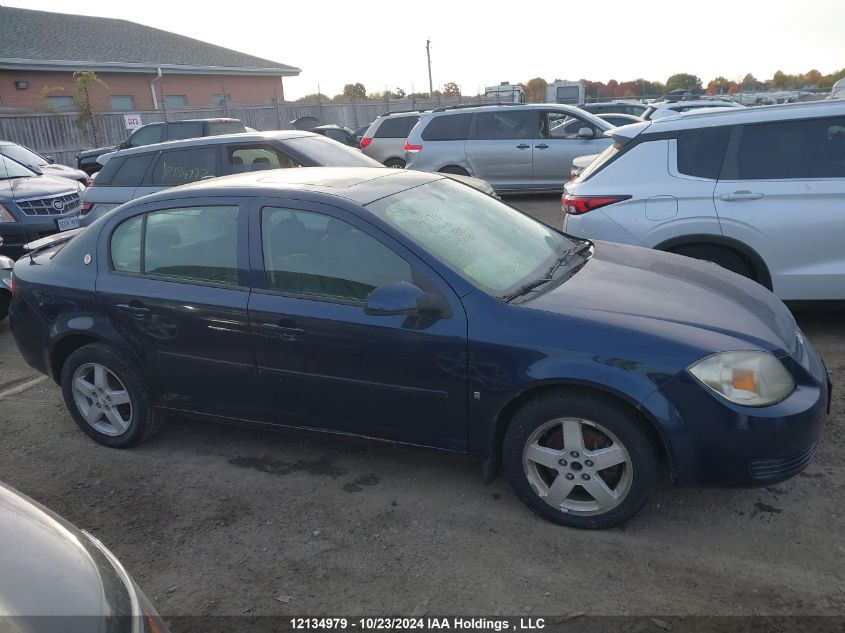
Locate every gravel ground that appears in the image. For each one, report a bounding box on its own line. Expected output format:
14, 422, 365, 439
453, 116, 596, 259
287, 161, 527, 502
0, 195, 842, 621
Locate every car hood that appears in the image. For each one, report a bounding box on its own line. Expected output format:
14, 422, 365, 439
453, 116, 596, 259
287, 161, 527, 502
41, 163, 87, 181
0, 174, 79, 200
77, 145, 117, 159
526, 241, 797, 353
0, 483, 115, 619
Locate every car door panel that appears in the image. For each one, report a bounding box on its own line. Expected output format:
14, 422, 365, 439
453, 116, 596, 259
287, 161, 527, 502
465, 110, 533, 190
713, 117, 845, 300
247, 198, 469, 450
533, 110, 601, 189
96, 198, 261, 420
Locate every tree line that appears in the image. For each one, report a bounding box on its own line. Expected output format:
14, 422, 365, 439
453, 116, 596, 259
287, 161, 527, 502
296, 68, 845, 104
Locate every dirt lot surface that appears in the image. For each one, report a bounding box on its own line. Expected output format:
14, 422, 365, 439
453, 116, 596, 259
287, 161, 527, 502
0, 195, 842, 621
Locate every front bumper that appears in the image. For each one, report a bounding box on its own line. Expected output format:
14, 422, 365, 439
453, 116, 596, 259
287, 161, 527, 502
644, 363, 829, 487
0, 214, 81, 258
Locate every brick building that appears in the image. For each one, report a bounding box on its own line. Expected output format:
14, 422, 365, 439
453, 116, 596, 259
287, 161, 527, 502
0, 7, 300, 113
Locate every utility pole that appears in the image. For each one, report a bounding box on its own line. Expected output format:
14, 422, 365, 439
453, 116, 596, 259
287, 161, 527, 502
426, 38, 433, 97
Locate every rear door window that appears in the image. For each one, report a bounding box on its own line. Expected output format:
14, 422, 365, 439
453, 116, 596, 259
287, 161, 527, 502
736, 117, 845, 179
98, 154, 154, 187
676, 127, 730, 179
421, 114, 473, 141
149, 148, 218, 186
474, 110, 531, 140
375, 116, 420, 138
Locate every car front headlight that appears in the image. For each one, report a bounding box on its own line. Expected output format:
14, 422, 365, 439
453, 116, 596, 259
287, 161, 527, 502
688, 351, 794, 407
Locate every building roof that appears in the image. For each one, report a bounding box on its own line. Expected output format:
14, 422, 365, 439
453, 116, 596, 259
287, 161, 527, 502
0, 7, 300, 77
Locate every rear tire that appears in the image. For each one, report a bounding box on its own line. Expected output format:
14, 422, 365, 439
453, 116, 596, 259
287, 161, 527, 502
384, 158, 406, 169
503, 390, 658, 529
60, 343, 165, 448
438, 165, 470, 176
670, 244, 754, 280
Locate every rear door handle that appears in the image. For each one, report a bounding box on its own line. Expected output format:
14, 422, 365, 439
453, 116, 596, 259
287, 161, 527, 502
516, 143, 530, 150
719, 191, 763, 202
116, 303, 150, 320
535, 143, 550, 149
260, 322, 305, 341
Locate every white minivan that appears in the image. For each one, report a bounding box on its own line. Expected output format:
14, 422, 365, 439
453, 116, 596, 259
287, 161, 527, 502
563, 100, 845, 303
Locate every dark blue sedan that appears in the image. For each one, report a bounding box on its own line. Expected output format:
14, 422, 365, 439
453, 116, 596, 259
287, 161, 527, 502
8, 168, 830, 529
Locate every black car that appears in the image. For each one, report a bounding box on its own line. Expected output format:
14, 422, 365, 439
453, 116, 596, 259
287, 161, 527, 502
310, 124, 358, 146
76, 118, 246, 175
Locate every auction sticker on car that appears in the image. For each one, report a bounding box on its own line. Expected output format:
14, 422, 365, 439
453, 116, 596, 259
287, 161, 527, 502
57, 217, 79, 231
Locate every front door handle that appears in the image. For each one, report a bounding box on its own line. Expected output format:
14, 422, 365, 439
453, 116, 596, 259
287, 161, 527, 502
116, 303, 151, 320
719, 191, 764, 202
516, 143, 530, 150
535, 143, 550, 149
260, 322, 305, 341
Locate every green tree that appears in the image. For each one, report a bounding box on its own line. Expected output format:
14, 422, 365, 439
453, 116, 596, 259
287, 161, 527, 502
665, 73, 703, 93
442, 82, 461, 97
803, 69, 822, 86
392, 86, 406, 99
342, 83, 367, 100
741, 73, 761, 91
524, 77, 547, 103
706, 76, 730, 94
296, 93, 330, 103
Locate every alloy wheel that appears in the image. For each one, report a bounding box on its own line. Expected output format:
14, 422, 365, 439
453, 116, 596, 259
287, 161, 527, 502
71, 363, 133, 436
522, 417, 633, 516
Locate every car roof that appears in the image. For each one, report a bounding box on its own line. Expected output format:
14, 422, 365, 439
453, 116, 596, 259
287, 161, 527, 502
136, 166, 447, 206
642, 99, 845, 133
430, 102, 584, 114
107, 130, 319, 159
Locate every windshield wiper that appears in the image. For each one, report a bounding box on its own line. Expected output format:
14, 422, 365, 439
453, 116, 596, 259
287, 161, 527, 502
500, 240, 593, 303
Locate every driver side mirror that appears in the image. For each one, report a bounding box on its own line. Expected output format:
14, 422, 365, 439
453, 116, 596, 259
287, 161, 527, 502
44, 155, 55, 164
119, 140, 130, 150
577, 127, 595, 139
364, 281, 446, 317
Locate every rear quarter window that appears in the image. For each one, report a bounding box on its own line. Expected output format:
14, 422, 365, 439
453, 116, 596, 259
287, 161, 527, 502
97, 154, 154, 187
676, 127, 730, 179
421, 114, 473, 141
375, 116, 419, 138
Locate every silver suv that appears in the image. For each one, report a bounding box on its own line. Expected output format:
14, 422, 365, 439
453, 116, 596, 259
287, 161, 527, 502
404, 104, 613, 192
360, 111, 424, 168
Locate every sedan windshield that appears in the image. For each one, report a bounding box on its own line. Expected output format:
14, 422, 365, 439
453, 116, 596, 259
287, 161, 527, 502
368, 179, 574, 296
0, 155, 37, 180
282, 135, 383, 167
0, 143, 47, 167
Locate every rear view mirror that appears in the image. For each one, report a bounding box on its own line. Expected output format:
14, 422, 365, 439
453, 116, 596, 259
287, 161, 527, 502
577, 127, 595, 139
364, 282, 446, 317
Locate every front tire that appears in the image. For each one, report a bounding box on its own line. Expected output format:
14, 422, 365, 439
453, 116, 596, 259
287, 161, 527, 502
503, 391, 658, 529
60, 343, 165, 447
